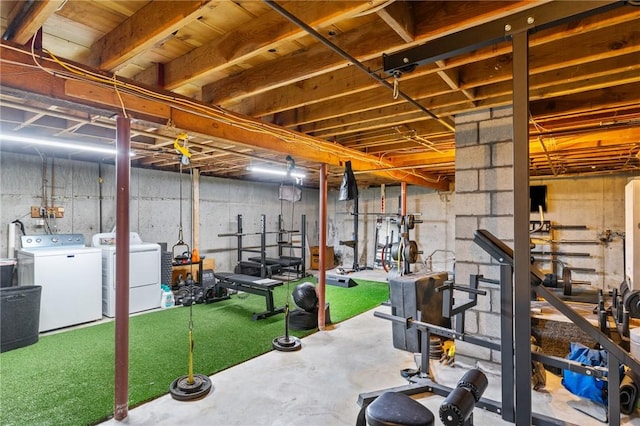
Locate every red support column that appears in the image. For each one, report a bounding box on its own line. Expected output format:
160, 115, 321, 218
401, 182, 407, 216
317, 163, 327, 330
114, 116, 130, 421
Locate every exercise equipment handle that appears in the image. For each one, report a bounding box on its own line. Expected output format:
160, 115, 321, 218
373, 311, 413, 327
435, 282, 487, 296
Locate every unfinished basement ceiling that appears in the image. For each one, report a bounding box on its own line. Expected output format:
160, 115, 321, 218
0, 0, 639, 189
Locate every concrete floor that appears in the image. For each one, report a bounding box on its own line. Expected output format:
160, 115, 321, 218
99, 269, 639, 426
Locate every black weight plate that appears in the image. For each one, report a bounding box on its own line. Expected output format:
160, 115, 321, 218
169, 374, 212, 401
272, 335, 301, 352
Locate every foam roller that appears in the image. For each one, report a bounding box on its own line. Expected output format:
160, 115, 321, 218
456, 369, 488, 402
439, 387, 476, 426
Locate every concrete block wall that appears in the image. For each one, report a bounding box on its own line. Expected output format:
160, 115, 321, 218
452, 107, 631, 364
454, 106, 514, 364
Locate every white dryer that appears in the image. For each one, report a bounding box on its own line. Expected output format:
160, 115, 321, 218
17, 234, 102, 332
92, 232, 161, 317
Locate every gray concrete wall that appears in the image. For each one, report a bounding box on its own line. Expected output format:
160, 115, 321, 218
326, 185, 456, 274
530, 175, 629, 290
0, 152, 319, 274
1, 151, 631, 289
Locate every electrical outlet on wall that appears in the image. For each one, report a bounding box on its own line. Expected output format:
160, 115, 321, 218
30, 206, 64, 218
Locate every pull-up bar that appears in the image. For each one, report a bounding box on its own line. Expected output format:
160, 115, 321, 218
218, 230, 298, 238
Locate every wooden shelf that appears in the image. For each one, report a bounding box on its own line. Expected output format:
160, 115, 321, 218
171, 257, 215, 286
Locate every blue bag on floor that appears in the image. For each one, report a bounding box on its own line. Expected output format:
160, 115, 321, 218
561, 342, 608, 404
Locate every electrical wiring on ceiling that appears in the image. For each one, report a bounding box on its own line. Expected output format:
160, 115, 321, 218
0, 41, 445, 184
25, 43, 378, 163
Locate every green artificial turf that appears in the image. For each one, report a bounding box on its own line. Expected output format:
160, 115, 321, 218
0, 278, 388, 426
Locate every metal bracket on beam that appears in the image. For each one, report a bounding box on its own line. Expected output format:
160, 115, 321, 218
382, 1, 623, 76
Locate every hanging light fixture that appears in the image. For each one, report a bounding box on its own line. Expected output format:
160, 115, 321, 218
247, 165, 305, 179
1, 134, 135, 156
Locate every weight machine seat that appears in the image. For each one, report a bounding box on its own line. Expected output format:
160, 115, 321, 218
365, 392, 434, 426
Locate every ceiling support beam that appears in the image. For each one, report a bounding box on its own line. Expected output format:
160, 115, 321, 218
114, 115, 131, 422
376, 1, 415, 43
382, 1, 623, 77
88, 1, 212, 71
163, 1, 388, 90
0, 42, 448, 190
2, 0, 64, 45
264, 0, 454, 133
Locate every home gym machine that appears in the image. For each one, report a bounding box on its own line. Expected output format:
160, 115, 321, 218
357, 229, 640, 426
218, 214, 281, 278
275, 213, 307, 278
383, 214, 423, 277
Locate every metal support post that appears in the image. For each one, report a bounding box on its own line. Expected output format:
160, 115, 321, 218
500, 263, 515, 422
512, 28, 532, 426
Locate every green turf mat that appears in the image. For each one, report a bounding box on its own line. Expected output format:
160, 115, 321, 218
0, 278, 388, 426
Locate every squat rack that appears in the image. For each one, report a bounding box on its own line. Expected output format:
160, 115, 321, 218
277, 213, 307, 278
218, 213, 306, 278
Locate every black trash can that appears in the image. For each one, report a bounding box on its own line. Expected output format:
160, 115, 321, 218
0, 258, 16, 287
0, 285, 42, 353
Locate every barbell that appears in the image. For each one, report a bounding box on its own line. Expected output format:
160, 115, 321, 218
217, 229, 299, 238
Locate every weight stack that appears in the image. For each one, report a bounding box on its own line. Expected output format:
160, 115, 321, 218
161, 251, 173, 286
389, 272, 449, 353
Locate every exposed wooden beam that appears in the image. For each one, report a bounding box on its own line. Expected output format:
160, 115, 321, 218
0, 42, 448, 190
376, 0, 415, 43
226, 3, 639, 124
4, 0, 64, 45
163, 1, 387, 90
88, 1, 212, 70
202, 16, 398, 105
204, 1, 542, 105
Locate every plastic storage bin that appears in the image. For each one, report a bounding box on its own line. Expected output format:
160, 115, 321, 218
0, 285, 42, 352
0, 258, 16, 287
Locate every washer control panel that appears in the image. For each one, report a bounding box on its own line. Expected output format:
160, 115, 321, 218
21, 234, 86, 249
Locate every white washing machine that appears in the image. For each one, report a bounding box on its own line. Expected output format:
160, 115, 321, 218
17, 234, 102, 332
92, 232, 161, 318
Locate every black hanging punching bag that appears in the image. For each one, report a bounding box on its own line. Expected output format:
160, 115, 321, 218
339, 161, 358, 201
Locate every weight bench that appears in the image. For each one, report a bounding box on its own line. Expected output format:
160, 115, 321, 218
214, 272, 285, 320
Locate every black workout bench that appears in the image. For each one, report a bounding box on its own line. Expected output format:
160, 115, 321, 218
214, 272, 285, 320
247, 256, 303, 276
